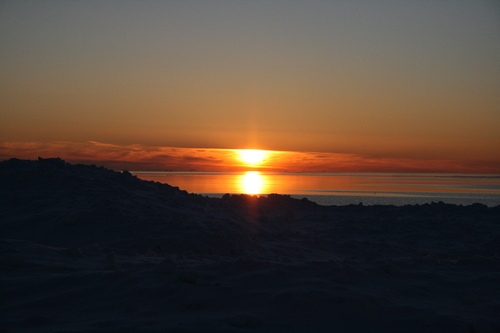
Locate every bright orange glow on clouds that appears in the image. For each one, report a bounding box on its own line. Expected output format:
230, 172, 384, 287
1, 141, 499, 174
237, 149, 267, 165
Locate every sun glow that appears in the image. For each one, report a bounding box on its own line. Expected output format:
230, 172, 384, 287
241, 171, 263, 194
238, 149, 267, 165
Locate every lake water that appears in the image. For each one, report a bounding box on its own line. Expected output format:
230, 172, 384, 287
133, 171, 500, 207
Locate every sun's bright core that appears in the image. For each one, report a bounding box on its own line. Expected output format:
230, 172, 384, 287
238, 149, 267, 165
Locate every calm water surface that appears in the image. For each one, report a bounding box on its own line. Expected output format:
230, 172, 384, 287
133, 171, 500, 206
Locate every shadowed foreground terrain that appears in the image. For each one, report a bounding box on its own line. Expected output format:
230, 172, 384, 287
1, 158, 499, 332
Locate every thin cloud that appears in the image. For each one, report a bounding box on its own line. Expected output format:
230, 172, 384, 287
1, 141, 499, 173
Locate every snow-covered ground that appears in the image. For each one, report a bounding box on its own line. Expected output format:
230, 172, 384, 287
1, 158, 499, 332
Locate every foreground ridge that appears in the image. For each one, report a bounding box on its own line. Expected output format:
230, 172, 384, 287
1, 158, 499, 332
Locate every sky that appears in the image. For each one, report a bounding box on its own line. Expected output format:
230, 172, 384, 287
1, 1, 499, 172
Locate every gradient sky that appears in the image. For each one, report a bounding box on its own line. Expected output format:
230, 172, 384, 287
1, 1, 499, 172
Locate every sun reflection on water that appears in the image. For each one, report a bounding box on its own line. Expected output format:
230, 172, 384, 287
240, 171, 263, 194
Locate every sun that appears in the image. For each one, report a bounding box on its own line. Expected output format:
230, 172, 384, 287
238, 149, 267, 165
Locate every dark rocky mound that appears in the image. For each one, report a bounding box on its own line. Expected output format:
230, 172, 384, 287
0, 158, 324, 256
1, 157, 499, 259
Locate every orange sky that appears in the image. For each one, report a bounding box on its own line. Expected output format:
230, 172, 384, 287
1, 141, 499, 174
1, 1, 499, 173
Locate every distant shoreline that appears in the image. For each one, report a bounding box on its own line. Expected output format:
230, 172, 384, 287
132, 170, 500, 207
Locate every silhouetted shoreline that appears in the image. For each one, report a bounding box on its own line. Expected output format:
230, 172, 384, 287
1, 158, 499, 332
